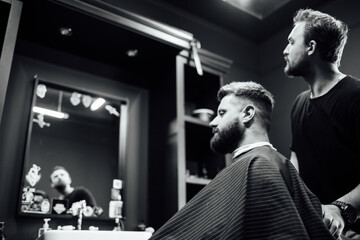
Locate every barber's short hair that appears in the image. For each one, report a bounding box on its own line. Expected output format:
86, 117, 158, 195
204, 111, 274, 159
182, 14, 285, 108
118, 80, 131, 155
218, 81, 274, 132
293, 8, 348, 66
51, 165, 67, 173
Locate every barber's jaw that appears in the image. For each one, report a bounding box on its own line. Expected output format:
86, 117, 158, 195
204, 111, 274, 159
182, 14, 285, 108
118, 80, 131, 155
283, 22, 310, 78
209, 95, 245, 154
50, 169, 72, 194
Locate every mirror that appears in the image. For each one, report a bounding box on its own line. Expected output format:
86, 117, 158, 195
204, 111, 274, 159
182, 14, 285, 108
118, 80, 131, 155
19, 78, 128, 220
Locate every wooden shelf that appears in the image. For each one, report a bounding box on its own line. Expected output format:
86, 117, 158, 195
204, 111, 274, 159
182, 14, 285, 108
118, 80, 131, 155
174, 50, 231, 210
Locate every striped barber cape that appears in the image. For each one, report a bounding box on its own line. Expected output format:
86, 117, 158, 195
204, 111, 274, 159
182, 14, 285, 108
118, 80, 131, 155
149, 146, 334, 240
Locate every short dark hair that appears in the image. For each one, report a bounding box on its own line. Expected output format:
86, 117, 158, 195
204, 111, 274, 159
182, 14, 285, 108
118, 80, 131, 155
49, 165, 68, 182
51, 165, 67, 173
293, 9, 348, 66
217, 81, 274, 132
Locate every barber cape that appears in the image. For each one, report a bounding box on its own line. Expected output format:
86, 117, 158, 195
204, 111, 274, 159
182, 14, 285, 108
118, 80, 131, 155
150, 145, 334, 240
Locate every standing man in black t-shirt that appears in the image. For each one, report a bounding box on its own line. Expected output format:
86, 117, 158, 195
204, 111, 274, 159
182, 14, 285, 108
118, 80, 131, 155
283, 8, 360, 239
50, 166, 98, 214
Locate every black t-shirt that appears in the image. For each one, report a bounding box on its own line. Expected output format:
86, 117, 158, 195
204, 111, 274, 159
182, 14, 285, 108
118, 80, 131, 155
65, 186, 97, 208
291, 75, 360, 204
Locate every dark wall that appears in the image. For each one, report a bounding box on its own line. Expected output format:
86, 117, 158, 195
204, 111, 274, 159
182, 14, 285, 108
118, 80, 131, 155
0, 40, 153, 239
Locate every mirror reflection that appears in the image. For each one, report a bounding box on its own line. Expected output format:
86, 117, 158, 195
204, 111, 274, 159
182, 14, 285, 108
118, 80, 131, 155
20, 79, 127, 219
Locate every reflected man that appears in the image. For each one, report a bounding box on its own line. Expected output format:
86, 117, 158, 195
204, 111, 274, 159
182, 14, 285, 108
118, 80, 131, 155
50, 166, 101, 216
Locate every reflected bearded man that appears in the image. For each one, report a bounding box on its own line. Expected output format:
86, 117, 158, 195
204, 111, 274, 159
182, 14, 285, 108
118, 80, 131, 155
149, 81, 335, 240
50, 166, 102, 216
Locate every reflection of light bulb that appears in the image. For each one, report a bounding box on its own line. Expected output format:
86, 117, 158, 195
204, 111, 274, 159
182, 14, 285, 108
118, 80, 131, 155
70, 92, 81, 106
82, 95, 92, 108
36, 84, 47, 98
90, 98, 105, 111
33, 107, 69, 119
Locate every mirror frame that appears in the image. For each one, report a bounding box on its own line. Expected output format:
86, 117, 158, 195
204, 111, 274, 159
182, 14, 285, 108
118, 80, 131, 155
18, 76, 129, 220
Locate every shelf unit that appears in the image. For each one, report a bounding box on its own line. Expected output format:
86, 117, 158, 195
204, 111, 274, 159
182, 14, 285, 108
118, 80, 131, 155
173, 49, 232, 209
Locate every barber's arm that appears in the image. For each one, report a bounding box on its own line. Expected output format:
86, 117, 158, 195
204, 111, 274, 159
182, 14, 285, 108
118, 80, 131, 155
322, 185, 360, 239
324, 106, 360, 239
291, 151, 359, 238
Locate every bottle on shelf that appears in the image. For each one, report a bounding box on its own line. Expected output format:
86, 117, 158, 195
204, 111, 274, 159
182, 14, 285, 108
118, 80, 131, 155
109, 179, 123, 219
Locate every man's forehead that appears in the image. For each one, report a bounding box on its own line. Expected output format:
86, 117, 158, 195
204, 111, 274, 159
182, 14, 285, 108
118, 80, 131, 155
219, 94, 243, 108
51, 169, 68, 177
289, 22, 306, 38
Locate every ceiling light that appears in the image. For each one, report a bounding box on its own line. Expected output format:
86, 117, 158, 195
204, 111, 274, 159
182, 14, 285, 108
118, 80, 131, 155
90, 98, 105, 111
33, 106, 69, 119
59, 27, 72, 36
223, 0, 291, 20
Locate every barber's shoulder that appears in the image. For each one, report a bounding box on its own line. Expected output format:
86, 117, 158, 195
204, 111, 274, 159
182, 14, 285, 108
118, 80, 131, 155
76, 186, 90, 192
340, 76, 360, 105
296, 90, 310, 102
343, 75, 360, 92
291, 90, 310, 112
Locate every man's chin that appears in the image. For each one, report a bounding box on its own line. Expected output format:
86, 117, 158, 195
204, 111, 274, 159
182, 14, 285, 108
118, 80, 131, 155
284, 68, 297, 78
210, 141, 231, 154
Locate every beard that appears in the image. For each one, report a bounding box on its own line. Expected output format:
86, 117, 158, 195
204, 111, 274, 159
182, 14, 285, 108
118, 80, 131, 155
210, 119, 244, 154
54, 182, 67, 194
284, 54, 310, 77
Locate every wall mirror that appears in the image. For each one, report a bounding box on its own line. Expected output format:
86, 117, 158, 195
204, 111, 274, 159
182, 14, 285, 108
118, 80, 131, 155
18, 78, 128, 220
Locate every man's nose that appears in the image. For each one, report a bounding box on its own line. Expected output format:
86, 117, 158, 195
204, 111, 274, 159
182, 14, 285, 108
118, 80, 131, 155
209, 116, 218, 127
283, 45, 289, 56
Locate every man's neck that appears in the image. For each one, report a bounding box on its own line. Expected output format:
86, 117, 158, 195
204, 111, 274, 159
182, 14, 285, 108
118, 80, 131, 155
304, 63, 345, 98
232, 141, 275, 159
62, 186, 74, 197
238, 129, 269, 148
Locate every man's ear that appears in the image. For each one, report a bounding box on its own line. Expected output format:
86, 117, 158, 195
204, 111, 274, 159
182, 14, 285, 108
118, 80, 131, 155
308, 40, 316, 56
242, 105, 255, 124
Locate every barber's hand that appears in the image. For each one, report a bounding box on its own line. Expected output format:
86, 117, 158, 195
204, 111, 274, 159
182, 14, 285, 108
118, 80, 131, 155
341, 229, 360, 240
322, 204, 345, 239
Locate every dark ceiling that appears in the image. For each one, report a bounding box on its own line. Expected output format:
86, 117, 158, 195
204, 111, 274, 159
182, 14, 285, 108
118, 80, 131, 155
15, 0, 335, 72
154, 0, 334, 43
16, 0, 180, 75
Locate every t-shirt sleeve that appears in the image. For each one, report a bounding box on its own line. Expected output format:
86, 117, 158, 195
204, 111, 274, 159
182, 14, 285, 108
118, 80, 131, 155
78, 186, 97, 207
